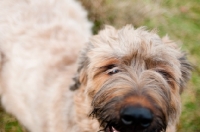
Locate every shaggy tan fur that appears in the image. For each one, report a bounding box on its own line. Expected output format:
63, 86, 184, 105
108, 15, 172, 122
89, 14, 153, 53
71, 26, 191, 132
0, 0, 191, 132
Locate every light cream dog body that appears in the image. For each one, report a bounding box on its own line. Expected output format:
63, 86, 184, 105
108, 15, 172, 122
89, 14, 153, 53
0, 0, 94, 131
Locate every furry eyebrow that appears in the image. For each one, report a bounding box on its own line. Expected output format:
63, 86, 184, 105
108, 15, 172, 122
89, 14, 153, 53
100, 64, 117, 69
95, 58, 120, 68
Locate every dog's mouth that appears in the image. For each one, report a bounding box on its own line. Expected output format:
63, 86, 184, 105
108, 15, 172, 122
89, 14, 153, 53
105, 126, 120, 132
102, 119, 167, 132
105, 126, 166, 132
111, 126, 120, 132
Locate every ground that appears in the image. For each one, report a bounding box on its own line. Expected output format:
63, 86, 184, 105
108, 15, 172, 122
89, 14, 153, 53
0, 0, 200, 131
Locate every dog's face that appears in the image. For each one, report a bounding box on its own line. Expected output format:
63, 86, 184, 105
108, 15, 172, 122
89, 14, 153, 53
71, 25, 192, 132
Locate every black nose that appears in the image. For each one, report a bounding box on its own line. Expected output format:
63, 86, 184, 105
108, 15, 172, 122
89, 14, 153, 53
120, 106, 153, 128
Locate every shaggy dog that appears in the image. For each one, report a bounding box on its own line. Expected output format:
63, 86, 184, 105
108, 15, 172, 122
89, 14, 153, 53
0, 0, 191, 132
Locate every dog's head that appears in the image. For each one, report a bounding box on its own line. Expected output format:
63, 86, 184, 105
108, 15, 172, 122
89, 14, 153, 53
71, 25, 192, 132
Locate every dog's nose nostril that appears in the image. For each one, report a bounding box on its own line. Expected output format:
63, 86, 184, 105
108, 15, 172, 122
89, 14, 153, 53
121, 115, 133, 125
120, 106, 153, 127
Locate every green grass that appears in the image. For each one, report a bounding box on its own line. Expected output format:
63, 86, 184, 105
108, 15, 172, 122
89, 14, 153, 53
0, 0, 200, 131
0, 105, 25, 132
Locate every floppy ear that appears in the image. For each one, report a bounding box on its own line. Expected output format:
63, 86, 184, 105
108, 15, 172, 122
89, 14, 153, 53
162, 36, 192, 93
70, 43, 92, 91
70, 73, 81, 91
179, 53, 192, 93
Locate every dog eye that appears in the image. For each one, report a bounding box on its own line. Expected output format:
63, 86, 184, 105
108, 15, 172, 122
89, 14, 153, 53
156, 69, 171, 80
106, 67, 120, 75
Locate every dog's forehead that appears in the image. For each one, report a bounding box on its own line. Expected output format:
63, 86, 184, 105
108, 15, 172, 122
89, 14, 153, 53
89, 25, 181, 66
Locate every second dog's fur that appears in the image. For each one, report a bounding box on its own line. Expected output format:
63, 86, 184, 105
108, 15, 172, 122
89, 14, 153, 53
0, 0, 92, 131
0, 0, 192, 132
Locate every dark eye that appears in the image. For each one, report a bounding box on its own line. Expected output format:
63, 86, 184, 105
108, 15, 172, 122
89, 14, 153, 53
106, 66, 120, 75
156, 69, 172, 80
155, 69, 176, 87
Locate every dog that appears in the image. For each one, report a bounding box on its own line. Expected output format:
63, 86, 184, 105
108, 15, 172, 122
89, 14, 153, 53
0, 0, 192, 132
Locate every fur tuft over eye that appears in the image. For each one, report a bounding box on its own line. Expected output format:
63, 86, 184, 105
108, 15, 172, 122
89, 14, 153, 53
105, 65, 121, 75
